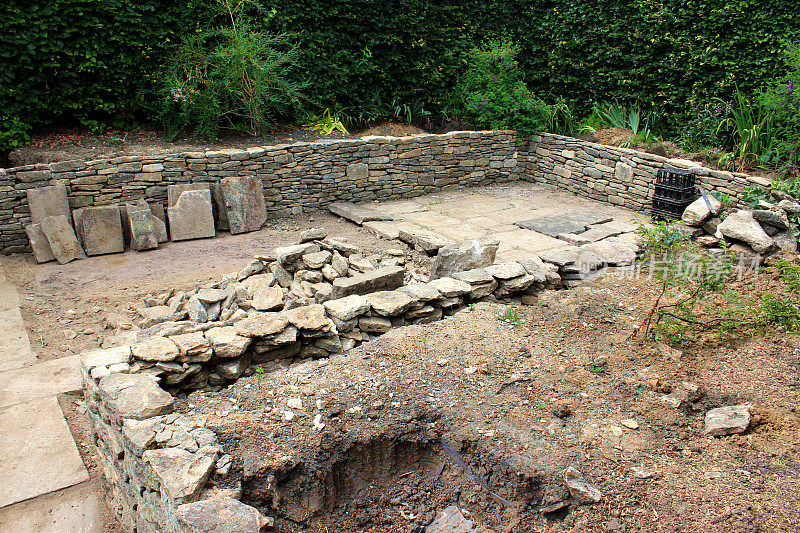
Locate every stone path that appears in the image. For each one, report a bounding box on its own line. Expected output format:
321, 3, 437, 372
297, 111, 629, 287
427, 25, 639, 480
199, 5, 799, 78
0, 259, 105, 531
353, 183, 637, 262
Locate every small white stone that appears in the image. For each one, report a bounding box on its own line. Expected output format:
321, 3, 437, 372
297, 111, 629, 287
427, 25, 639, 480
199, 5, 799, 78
287, 397, 303, 410
283, 410, 295, 421
620, 419, 639, 429
313, 413, 325, 430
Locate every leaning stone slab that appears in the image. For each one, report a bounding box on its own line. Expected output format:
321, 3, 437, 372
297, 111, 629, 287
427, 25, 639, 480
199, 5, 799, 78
176, 496, 271, 533
220, 176, 267, 234
25, 223, 55, 263
127, 201, 159, 251
168, 189, 216, 241
328, 202, 393, 225
143, 446, 216, 503
398, 228, 454, 254
98, 372, 174, 420
168, 183, 210, 207
40, 215, 86, 264
703, 405, 751, 436
79, 205, 124, 256
516, 212, 613, 237
26, 182, 70, 225
331, 266, 405, 298
682, 195, 720, 226
430, 236, 499, 279
149, 202, 169, 243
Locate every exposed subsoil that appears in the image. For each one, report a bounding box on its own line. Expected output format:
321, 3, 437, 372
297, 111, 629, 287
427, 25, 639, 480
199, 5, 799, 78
7, 122, 433, 166
177, 274, 800, 532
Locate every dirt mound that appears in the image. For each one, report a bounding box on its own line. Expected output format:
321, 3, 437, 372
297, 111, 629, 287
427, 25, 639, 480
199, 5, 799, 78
592, 127, 634, 147
358, 121, 429, 138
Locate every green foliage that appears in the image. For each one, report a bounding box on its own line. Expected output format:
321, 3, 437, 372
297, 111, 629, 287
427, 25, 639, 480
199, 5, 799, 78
710, 191, 734, 220
741, 177, 800, 235
758, 41, 800, 169
716, 87, 777, 170
159, 0, 304, 140
305, 108, 348, 135
450, 40, 549, 136
499, 304, 524, 328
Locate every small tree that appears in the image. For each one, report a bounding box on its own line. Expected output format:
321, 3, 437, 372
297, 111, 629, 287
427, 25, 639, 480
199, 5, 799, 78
160, 0, 304, 140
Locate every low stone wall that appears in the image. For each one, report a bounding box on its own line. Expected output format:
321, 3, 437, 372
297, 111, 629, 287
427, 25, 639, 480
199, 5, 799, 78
519, 133, 773, 211
0, 131, 517, 254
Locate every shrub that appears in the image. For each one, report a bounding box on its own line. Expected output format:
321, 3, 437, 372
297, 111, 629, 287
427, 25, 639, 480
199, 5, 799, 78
759, 41, 800, 173
159, 0, 304, 140
450, 40, 549, 136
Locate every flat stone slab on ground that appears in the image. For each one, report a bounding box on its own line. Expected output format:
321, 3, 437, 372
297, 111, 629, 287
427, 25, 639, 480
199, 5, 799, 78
221, 176, 267, 234
0, 304, 36, 374
704, 405, 751, 436
362, 220, 419, 240
398, 228, 454, 254
168, 189, 216, 242
0, 355, 81, 408
331, 266, 405, 298
0, 397, 89, 508
78, 206, 124, 256
516, 212, 613, 237
328, 202, 393, 225
0, 480, 108, 533
26, 182, 70, 226
41, 215, 86, 264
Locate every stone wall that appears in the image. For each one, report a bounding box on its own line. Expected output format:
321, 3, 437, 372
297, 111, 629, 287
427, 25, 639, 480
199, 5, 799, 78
0, 131, 517, 254
519, 133, 773, 211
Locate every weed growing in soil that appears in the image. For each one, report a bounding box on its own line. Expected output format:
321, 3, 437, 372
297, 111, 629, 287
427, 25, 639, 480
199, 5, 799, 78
587, 364, 607, 375
255, 366, 265, 382
499, 304, 524, 328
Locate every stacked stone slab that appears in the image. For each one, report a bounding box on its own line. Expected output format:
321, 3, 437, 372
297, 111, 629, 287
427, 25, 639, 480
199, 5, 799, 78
80, 349, 270, 533
2, 131, 517, 254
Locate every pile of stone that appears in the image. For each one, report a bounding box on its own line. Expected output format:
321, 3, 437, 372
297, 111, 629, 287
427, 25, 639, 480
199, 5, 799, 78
24, 177, 266, 264
88, 231, 564, 393
682, 190, 799, 256
81, 349, 270, 532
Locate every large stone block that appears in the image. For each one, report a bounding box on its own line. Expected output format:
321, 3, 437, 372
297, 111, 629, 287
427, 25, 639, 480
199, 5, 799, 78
26, 182, 70, 225
78, 205, 124, 256
126, 201, 159, 251
331, 266, 405, 298
40, 215, 85, 264
429, 236, 499, 279
220, 176, 267, 234
149, 202, 169, 243
167, 189, 216, 241
25, 223, 55, 263
168, 183, 210, 207
328, 202, 393, 225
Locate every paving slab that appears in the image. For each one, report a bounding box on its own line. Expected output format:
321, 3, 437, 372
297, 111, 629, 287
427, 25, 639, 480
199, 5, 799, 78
362, 220, 420, 240
0, 355, 82, 408
402, 210, 463, 228
328, 202, 393, 225
516, 212, 614, 237
0, 481, 107, 533
0, 307, 36, 373
375, 200, 429, 216
0, 397, 89, 508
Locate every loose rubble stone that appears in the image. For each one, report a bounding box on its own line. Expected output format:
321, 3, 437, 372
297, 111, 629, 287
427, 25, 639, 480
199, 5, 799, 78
682, 195, 721, 226
428, 277, 472, 298
143, 447, 217, 503
328, 202, 393, 225
176, 497, 271, 533
398, 282, 442, 301
132, 336, 180, 362
234, 313, 289, 337
581, 241, 637, 266
703, 405, 751, 436
331, 266, 405, 298
99, 373, 174, 420
398, 228, 454, 254
753, 208, 790, 230
302, 250, 332, 269
563, 466, 602, 504
168, 189, 216, 241
260, 243, 319, 264
170, 332, 213, 358
778, 198, 800, 215
252, 286, 285, 311
429, 236, 499, 279
323, 295, 371, 321
364, 291, 416, 316
425, 505, 473, 533
81, 345, 132, 371
204, 326, 251, 359
283, 304, 333, 331
717, 210, 774, 254
215, 354, 252, 380
186, 296, 209, 323
486, 262, 527, 280
359, 316, 392, 333
196, 288, 227, 304
300, 228, 328, 242
220, 176, 267, 234
25, 223, 55, 263
26, 182, 70, 225
40, 215, 86, 264
773, 230, 798, 253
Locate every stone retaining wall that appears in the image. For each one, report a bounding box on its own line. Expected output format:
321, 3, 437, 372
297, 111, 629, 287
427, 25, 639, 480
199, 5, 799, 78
519, 133, 773, 212
0, 131, 518, 254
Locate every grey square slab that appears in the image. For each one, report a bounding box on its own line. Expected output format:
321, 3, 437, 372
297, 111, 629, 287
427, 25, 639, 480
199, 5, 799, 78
0, 356, 81, 408
0, 397, 89, 507
515, 212, 613, 237
0, 480, 107, 533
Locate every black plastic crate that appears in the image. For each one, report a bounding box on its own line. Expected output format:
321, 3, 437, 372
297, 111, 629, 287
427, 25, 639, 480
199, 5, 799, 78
651, 196, 692, 221
654, 167, 696, 203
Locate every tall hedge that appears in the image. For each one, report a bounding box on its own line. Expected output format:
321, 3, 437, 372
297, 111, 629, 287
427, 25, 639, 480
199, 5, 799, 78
1, 0, 797, 145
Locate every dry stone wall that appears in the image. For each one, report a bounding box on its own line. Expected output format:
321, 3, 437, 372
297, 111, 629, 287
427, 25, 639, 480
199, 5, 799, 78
519, 133, 774, 211
0, 131, 517, 254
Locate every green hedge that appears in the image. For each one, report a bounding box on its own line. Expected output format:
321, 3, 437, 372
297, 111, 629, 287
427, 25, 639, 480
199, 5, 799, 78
1, 0, 797, 148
